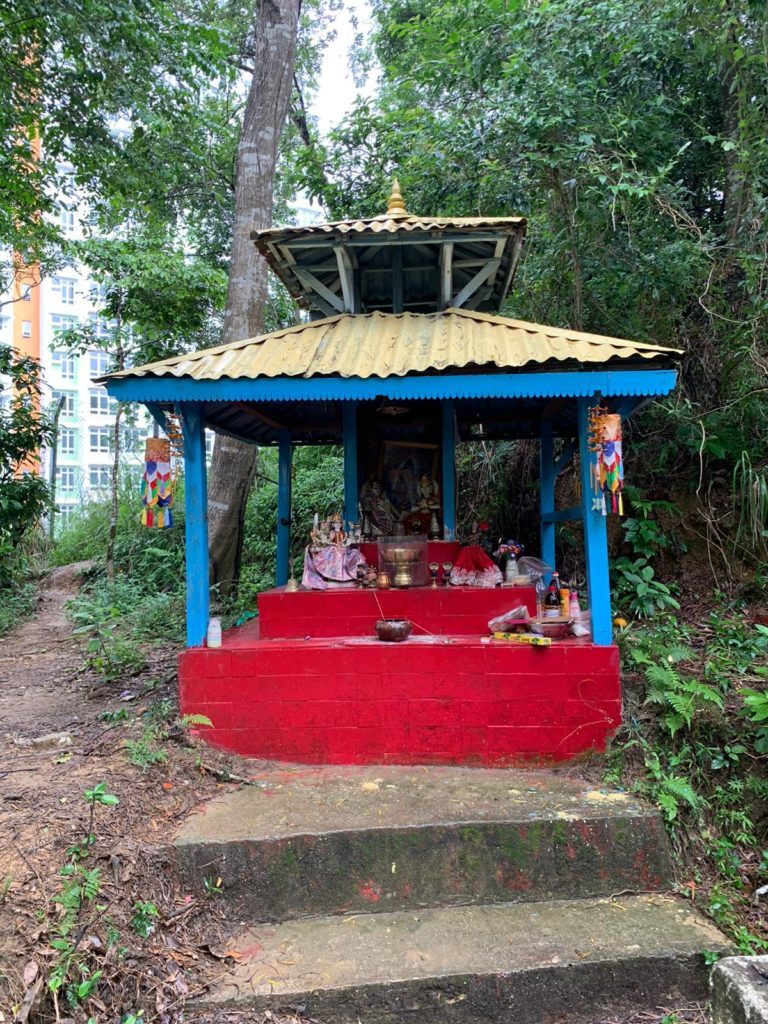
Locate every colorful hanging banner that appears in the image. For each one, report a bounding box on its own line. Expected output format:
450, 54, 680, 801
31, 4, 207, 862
140, 437, 176, 528
587, 406, 624, 516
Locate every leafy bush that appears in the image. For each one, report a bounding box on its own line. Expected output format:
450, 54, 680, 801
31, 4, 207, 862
610, 610, 768, 950
612, 556, 680, 617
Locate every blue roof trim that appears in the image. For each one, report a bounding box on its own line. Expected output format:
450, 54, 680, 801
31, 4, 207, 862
104, 369, 677, 404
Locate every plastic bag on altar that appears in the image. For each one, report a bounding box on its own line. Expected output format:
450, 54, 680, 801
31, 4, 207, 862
488, 605, 531, 633
517, 556, 551, 580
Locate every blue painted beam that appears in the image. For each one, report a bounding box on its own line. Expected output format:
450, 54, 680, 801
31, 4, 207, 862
179, 404, 210, 647
145, 402, 169, 435
541, 507, 582, 523
577, 397, 613, 646
553, 442, 575, 476
105, 369, 678, 405
539, 422, 555, 577
442, 400, 457, 540
276, 430, 292, 587
342, 402, 358, 526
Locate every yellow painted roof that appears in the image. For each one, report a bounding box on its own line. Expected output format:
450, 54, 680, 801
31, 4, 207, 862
103, 309, 681, 383
252, 213, 526, 243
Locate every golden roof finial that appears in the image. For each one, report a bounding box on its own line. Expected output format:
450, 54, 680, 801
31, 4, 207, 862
386, 178, 409, 217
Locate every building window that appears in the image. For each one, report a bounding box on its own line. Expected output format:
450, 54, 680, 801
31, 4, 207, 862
51, 314, 77, 336
88, 282, 109, 306
51, 276, 77, 305
89, 465, 111, 489
56, 466, 77, 493
52, 390, 77, 417
21, 284, 32, 302
51, 350, 76, 380
55, 503, 77, 523
21, 320, 32, 338
89, 350, 110, 376
89, 426, 111, 453
58, 206, 76, 233
88, 313, 115, 340
123, 427, 145, 453
58, 427, 76, 456
89, 388, 115, 415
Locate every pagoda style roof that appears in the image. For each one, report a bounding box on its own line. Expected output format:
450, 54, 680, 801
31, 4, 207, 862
252, 181, 527, 317
102, 308, 680, 384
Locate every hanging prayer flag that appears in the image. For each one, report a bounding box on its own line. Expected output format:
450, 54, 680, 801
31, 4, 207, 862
141, 437, 175, 528
594, 412, 624, 516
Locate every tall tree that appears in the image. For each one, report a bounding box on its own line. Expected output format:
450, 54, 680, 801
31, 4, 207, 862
206, 0, 302, 593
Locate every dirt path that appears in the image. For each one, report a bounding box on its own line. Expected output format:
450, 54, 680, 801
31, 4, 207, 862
0, 563, 93, 735
0, 569, 267, 1021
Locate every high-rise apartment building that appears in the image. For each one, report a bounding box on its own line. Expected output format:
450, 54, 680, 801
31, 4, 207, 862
0, 165, 149, 523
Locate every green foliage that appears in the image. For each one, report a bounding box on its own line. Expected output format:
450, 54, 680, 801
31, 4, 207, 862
203, 875, 224, 898
46, 783, 119, 1008
612, 557, 680, 618
611, 609, 768, 948
733, 453, 768, 563
309, 0, 768, 514
130, 901, 158, 939
0, 349, 53, 546
57, 475, 185, 675
0, 0, 235, 287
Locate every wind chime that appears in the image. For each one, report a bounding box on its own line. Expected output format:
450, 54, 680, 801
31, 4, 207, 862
140, 437, 176, 528
587, 404, 624, 515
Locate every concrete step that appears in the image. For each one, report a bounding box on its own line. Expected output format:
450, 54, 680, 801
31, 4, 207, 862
195, 894, 730, 1022
174, 766, 672, 921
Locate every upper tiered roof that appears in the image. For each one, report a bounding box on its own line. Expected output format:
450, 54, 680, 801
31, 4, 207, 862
252, 181, 527, 317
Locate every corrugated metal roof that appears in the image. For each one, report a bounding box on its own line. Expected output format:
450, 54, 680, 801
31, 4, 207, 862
252, 213, 526, 243
101, 309, 680, 385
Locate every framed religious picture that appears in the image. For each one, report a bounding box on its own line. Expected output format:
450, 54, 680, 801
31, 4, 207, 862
378, 441, 439, 514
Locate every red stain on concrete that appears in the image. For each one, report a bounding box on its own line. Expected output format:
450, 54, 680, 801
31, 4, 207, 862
358, 880, 383, 903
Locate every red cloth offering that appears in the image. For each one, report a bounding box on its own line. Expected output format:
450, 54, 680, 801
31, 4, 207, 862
449, 545, 503, 588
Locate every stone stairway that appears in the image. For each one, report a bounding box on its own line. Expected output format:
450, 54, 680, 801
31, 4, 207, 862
174, 766, 729, 1021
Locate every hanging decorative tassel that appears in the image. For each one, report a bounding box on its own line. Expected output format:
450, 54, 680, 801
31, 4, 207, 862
596, 412, 624, 515
141, 437, 176, 528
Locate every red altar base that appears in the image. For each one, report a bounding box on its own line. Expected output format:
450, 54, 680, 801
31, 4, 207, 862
179, 584, 621, 766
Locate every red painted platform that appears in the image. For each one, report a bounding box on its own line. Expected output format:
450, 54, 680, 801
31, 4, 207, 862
258, 583, 538, 639
179, 610, 621, 765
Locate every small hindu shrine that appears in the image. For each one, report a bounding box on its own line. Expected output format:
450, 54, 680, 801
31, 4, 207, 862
100, 183, 680, 765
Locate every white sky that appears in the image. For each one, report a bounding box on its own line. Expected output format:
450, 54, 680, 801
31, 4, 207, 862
292, 1, 375, 220
313, 0, 374, 137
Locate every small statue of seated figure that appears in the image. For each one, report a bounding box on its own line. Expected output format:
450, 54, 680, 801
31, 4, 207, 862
414, 473, 439, 511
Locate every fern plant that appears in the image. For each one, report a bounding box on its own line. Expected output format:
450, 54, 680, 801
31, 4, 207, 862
632, 648, 723, 735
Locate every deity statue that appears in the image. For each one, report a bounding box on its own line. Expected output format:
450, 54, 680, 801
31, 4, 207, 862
414, 473, 439, 511
328, 513, 346, 546
359, 477, 401, 537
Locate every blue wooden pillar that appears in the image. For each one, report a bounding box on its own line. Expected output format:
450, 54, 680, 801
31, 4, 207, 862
577, 397, 612, 645
342, 402, 358, 526
441, 400, 457, 540
180, 404, 209, 647
539, 421, 556, 576
276, 430, 292, 587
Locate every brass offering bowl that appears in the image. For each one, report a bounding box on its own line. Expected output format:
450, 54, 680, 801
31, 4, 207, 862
386, 545, 421, 587
375, 618, 413, 642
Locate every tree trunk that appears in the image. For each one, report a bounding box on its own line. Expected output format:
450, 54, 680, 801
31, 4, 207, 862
206, 0, 301, 595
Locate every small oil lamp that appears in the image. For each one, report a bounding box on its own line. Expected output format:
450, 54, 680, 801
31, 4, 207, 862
441, 560, 453, 586
429, 561, 440, 588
